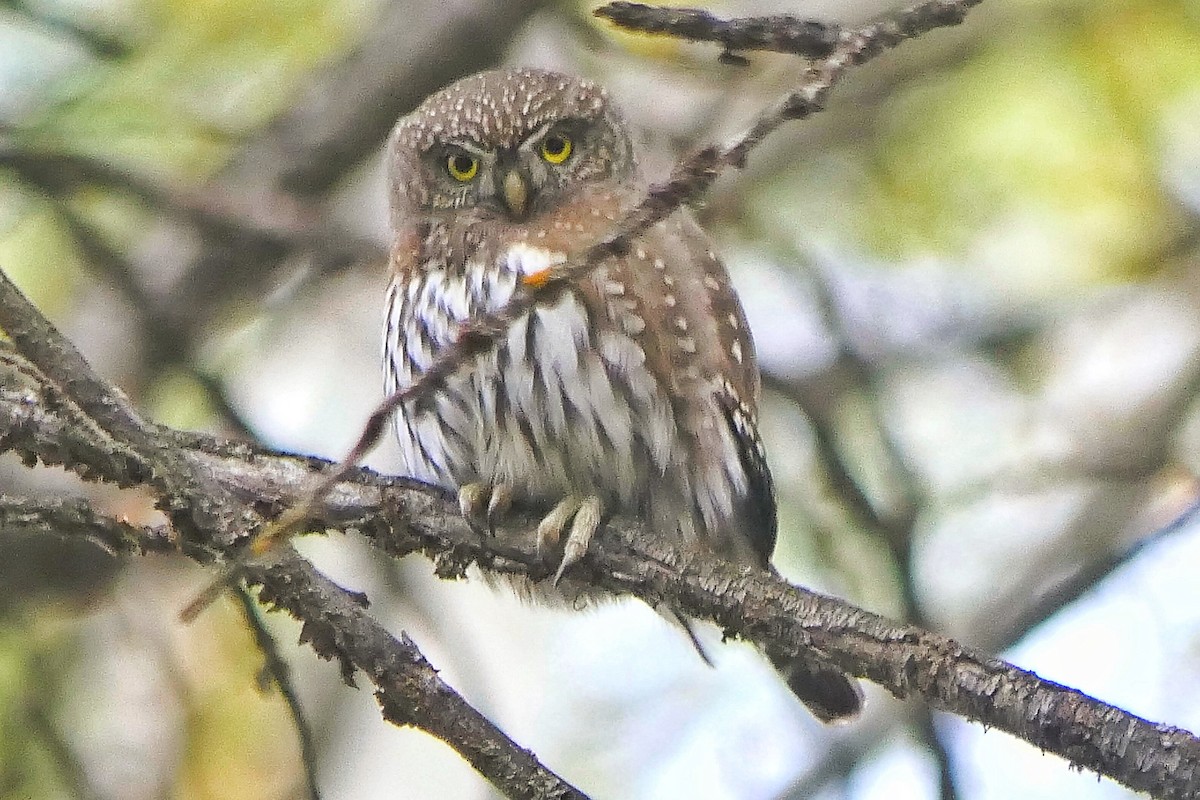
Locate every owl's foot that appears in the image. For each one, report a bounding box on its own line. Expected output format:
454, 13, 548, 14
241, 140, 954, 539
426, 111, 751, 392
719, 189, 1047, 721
537, 495, 603, 585
458, 483, 513, 533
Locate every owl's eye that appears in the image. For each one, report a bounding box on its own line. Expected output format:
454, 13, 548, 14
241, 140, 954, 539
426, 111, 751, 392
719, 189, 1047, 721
446, 153, 479, 181
540, 134, 572, 164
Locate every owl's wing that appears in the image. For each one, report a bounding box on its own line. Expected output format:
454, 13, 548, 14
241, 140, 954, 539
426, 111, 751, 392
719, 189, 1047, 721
716, 383, 777, 567
670, 212, 777, 566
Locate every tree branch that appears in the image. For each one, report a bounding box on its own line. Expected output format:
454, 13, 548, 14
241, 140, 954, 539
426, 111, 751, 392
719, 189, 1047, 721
0, 493, 588, 800
246, 551, 590, 800
2, 322, 1197, 798
593, 2, 841, 62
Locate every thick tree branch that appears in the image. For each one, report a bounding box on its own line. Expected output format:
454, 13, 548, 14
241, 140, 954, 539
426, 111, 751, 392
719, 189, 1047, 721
2, 348, 1197, 798
0, 272, 258, 549
369, 499, 1200, 800
246, 553, 589, 800
0, 495, 587, 800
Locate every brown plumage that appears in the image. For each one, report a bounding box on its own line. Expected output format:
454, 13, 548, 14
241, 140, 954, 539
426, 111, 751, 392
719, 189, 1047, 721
383, 67, 861, 722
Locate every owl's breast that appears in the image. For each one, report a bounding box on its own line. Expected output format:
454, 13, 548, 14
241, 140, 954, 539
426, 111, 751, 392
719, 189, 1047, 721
386, 215, 676, 502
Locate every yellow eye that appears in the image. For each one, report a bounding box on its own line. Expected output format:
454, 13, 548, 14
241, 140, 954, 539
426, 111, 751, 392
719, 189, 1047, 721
540, 134, 572, 164
446, 153, 478, 181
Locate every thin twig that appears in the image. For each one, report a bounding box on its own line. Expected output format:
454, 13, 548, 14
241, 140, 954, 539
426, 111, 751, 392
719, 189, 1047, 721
594, 2, 840, 62
233, 585, 322, 800
4, 362, 1200, 796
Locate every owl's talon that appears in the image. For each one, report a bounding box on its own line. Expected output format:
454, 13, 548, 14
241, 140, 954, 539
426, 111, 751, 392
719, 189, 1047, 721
486, 484, 513, 531
459, 483, 487, 519
458, 483, 516, 535
553, 496, 602, 585
536, 497, 579, 558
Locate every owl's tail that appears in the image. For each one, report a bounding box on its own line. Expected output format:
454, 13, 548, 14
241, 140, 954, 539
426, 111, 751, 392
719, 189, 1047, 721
672, 609, 863, 722
767, 648, 863, 723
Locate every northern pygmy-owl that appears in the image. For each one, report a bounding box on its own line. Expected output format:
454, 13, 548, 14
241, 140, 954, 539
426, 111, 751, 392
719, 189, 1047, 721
384, 68, 861, 722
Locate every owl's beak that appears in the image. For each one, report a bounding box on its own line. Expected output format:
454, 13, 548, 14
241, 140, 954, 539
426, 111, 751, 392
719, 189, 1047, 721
502, 169, 528, 216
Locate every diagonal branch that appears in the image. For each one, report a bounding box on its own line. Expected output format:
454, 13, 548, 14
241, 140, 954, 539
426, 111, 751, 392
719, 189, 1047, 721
246, 552, 590, 800
0, 270, 258, 549
0, 495, 589, 800
0, 272, 590, 800
2, 344, 1198, 798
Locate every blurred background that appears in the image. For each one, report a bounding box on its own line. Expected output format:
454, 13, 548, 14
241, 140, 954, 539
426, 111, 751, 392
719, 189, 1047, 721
2, 0, 1200, 798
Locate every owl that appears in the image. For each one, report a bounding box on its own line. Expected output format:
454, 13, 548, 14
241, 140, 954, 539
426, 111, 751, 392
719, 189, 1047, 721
383, 68, 860, 722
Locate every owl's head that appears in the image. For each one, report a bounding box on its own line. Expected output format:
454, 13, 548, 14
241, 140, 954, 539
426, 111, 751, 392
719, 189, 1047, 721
387, 68, 635, 225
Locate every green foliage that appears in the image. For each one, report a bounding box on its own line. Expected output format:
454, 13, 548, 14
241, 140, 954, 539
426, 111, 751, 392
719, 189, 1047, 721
748, 0, 1200, 298
0, 619, 78, 800
867, 7, 1198, 291
0, 205, 83, 315
15, 0, 374, 177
